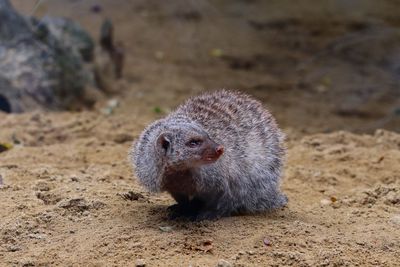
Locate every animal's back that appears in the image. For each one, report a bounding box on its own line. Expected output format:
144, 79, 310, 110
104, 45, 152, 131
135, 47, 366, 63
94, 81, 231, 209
176, 90, 283, 143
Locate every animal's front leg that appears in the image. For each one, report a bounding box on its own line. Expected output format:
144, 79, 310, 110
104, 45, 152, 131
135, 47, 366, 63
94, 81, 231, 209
168, 192, 198, 219
192, 192, 232, 221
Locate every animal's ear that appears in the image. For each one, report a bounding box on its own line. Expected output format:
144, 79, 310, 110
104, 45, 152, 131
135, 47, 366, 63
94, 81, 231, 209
157, 133, 172, 154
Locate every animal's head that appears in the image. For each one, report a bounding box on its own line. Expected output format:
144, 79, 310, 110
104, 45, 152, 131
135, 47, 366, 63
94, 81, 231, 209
155, 123, 224, 171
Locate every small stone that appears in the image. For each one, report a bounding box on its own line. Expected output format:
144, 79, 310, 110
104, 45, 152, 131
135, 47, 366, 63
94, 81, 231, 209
130, 242, 142, 248
20, 260, 35, 266
135, 258, 146, 267
7, 245, 21, 252
27, 233, 47, 240
82, 211, 90, 216
238, 250, 245, 255
108, 99, 119, 108
102, 99, 120, 115
217, 259, 232, 267
263, 237, 271, 246
320, 199, 331, 206
390, 215, 400, 225
159, 226, 173, 232
247, 250, 255, 255
356, 241, 365, 246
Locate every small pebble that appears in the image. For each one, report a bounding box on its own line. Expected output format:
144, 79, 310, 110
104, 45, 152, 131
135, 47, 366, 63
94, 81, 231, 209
27, 233, 47, 240
217, 259, 232, 267
320, 199, 331, 206
7, 245, 21, 252
390, 215, 400, 225
135, 259, 146, 267
82, 211, 90, 216
159, 226, 173, 232
263, 237, 271, 246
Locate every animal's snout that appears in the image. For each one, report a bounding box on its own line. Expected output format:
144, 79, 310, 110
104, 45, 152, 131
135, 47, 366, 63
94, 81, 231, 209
215, 145, 224, 156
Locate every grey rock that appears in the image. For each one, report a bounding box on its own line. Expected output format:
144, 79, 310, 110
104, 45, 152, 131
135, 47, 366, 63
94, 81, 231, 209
0, 0, 95, 113
38, 16, 94, 62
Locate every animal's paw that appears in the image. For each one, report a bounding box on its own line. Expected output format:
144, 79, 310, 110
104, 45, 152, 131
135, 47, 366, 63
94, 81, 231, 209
277, 193, 288, 208
268, 193, 289, 210
194, 210, 223, 221
167, 204, 197, 220
167, 204, 184, 219
167, 203, 180, 213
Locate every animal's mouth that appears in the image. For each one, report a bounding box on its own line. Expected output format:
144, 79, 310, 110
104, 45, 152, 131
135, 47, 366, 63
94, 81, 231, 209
202, 145, 224, 163
204, 157, 218, 163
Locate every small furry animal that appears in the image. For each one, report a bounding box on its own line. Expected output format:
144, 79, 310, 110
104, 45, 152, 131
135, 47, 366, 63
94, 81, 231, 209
131, 90, 287, 220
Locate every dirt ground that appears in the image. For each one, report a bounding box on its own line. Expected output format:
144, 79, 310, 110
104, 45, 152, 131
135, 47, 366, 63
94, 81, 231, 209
1, 1, 400, 266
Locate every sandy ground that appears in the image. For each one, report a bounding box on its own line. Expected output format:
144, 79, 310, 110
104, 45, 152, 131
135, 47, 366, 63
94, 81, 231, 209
1, 0, 400, 266
0, 112, 399, 266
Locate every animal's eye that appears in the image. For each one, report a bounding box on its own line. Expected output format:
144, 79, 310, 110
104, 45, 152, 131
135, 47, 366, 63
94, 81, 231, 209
187, 139, 203, 147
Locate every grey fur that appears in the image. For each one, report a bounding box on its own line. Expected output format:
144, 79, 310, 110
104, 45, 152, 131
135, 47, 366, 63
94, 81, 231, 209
130, 90, 287, 220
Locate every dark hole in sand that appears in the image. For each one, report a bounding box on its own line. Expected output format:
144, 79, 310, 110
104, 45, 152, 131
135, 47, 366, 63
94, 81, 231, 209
0, 94, 11, 113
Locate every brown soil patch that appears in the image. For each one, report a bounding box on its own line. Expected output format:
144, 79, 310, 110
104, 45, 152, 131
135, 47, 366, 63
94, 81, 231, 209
1, 0, 400, 266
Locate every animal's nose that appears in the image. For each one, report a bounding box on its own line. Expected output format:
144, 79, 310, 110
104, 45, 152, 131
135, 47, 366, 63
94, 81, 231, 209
215, 145, 224, 156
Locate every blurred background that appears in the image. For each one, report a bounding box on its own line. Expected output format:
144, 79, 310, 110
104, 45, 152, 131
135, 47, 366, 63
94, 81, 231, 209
1, 2, 400, 266
2, 0, 400, 134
